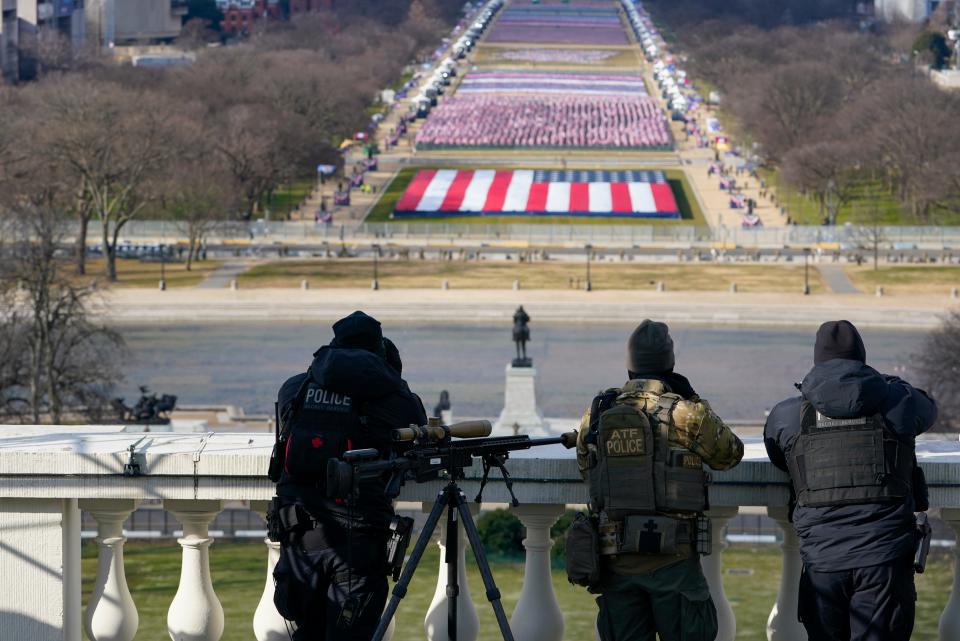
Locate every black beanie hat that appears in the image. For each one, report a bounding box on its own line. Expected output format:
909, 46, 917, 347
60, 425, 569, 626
814, 320, 866, 364
383, 337, 402, 374
331, 311, 384, 355
627, 319, 675, 375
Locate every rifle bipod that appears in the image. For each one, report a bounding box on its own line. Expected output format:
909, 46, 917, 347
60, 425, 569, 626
371, 479, 515, 641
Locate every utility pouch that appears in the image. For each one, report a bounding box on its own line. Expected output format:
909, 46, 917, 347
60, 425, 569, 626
696, 515, 713, 556
266, 497, 285, 542
386, 515, 414, 581
565, 512, 601, 592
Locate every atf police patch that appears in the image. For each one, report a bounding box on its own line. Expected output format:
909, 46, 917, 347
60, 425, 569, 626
604, 428, 645, 457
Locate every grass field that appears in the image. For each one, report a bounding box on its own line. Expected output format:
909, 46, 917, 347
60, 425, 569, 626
757, 169, 960, 227
846, 265, 960, 296
237, 259, 824, 293
80, 540, 953, 641
79, 258, 221, 288
472, 45, 640, 68
265, 180, 316, 219
365, 167, 705, 226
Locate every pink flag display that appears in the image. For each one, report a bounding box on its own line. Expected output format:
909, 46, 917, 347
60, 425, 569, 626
394, 169, 680, 219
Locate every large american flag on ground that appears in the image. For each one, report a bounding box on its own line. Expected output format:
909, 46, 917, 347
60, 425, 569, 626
393, 169, 680, 218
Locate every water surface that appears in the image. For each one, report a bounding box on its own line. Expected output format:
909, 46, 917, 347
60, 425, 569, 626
117, 323, 925, 422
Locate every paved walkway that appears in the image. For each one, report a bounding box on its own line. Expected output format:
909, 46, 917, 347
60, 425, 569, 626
817, 264, 862, 294
94, 288, 957, 330
197, 262, 254, 289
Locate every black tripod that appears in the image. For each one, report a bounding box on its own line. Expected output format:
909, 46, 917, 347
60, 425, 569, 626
371, 458, 520, 641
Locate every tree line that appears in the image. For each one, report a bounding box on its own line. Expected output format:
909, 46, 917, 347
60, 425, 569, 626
0, 2, 459, 422
649, 0, 960, 225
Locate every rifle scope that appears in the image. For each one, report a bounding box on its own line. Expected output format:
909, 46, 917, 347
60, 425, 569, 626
393, 418, 493, 442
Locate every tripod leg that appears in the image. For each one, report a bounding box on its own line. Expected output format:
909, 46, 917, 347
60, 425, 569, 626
446, 497, 459, 641
455, 493, 516, 641
371, 491, 448, 641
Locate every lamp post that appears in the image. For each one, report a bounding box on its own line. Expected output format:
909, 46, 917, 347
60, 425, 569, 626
372, 244, 380, 290
803, 247, 811, 296
159, 220, 166, 291
585, 244, 592, 292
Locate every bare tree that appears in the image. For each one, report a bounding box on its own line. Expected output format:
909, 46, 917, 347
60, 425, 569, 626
782, 140, 861, 224
0, 196, 124, 423
853, 201, 888, 271
164, 156, 238, 270
915, 310, 960, 432
26, 76, 179, 281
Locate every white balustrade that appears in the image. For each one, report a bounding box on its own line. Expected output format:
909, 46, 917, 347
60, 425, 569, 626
509, 504, 565, 641
0, 429, 958, 641
766, 507, 807, 641
701, 507, 738, 641
165, 500, 225, 641
940, 508, 960, 641
80, 499, 140, 641
424, 501, 480, 641
249, 501, 290, 641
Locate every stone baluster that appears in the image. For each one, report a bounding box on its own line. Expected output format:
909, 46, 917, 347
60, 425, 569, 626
165, 500, 225, 641
80, 499, 140, 641
700, 507, 738, 641
766, 507, 807, 641
250, 501, 290, 641
424, 501, 479, 641
510, 504, 565, 641
940, 508, 960, 641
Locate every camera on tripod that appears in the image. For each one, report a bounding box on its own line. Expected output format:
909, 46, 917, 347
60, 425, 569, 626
325, 416, 577, 641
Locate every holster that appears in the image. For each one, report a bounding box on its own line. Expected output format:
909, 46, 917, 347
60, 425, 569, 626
267, 497, 317, 544
386, 515, 414, 581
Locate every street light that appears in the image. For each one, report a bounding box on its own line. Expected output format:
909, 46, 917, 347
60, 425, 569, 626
585, 243, 593, 292
372, 244, 380, 290
803, 247, 811, 296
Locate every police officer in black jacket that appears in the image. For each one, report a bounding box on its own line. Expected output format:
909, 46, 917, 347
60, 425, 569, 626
764, 320, 937, 641
272, 311, 427, 641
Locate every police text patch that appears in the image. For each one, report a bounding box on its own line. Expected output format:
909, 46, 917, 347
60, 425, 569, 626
303, 386, 352, 413
604, 428, 645, 457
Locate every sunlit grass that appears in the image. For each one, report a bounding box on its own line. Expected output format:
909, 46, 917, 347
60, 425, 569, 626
80, 540, 953, 640
237, 259, 825, 293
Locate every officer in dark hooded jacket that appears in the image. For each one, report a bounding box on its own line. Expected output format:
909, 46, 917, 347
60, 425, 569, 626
272, 311, 426, 641
764, 320, 936, 641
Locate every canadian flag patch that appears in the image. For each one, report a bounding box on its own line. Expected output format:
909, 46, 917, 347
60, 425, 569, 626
311, 437, 324, 449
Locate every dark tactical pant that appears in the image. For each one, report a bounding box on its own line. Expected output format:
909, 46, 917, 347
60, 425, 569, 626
596, 558, 718, 641
798, 555, 916, 641
273, 525, 388, 641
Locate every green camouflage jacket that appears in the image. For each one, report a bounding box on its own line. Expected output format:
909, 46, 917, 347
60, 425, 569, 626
575, 378, 744, 575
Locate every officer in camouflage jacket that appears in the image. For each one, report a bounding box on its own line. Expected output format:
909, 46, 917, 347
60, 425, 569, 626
575, 320, 744, 641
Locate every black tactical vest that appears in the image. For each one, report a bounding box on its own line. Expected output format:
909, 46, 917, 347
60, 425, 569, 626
587, 389, 709, 521
281, 377, 366, 486
786, 401, 913, 508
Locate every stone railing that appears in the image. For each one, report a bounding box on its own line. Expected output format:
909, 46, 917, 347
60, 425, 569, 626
0, 426, 958, 641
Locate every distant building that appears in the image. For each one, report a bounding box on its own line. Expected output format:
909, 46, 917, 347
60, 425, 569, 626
288, 0, 333, 14
874, 0, 939, 22
85, 0, 187, 47
215, 0, 279, 35
1, 0, 85, 83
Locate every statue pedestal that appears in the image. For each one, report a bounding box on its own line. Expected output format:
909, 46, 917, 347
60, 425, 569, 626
494, 364, 548, 436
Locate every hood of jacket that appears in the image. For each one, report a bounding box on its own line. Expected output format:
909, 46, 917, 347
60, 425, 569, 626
800, 358, 888, 419
308, 345, 401, 400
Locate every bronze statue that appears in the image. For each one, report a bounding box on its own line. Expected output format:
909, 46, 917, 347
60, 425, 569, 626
512, 306, 531, 367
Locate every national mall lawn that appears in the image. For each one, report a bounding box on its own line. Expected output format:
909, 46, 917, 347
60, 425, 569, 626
81, 540, 952, 641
